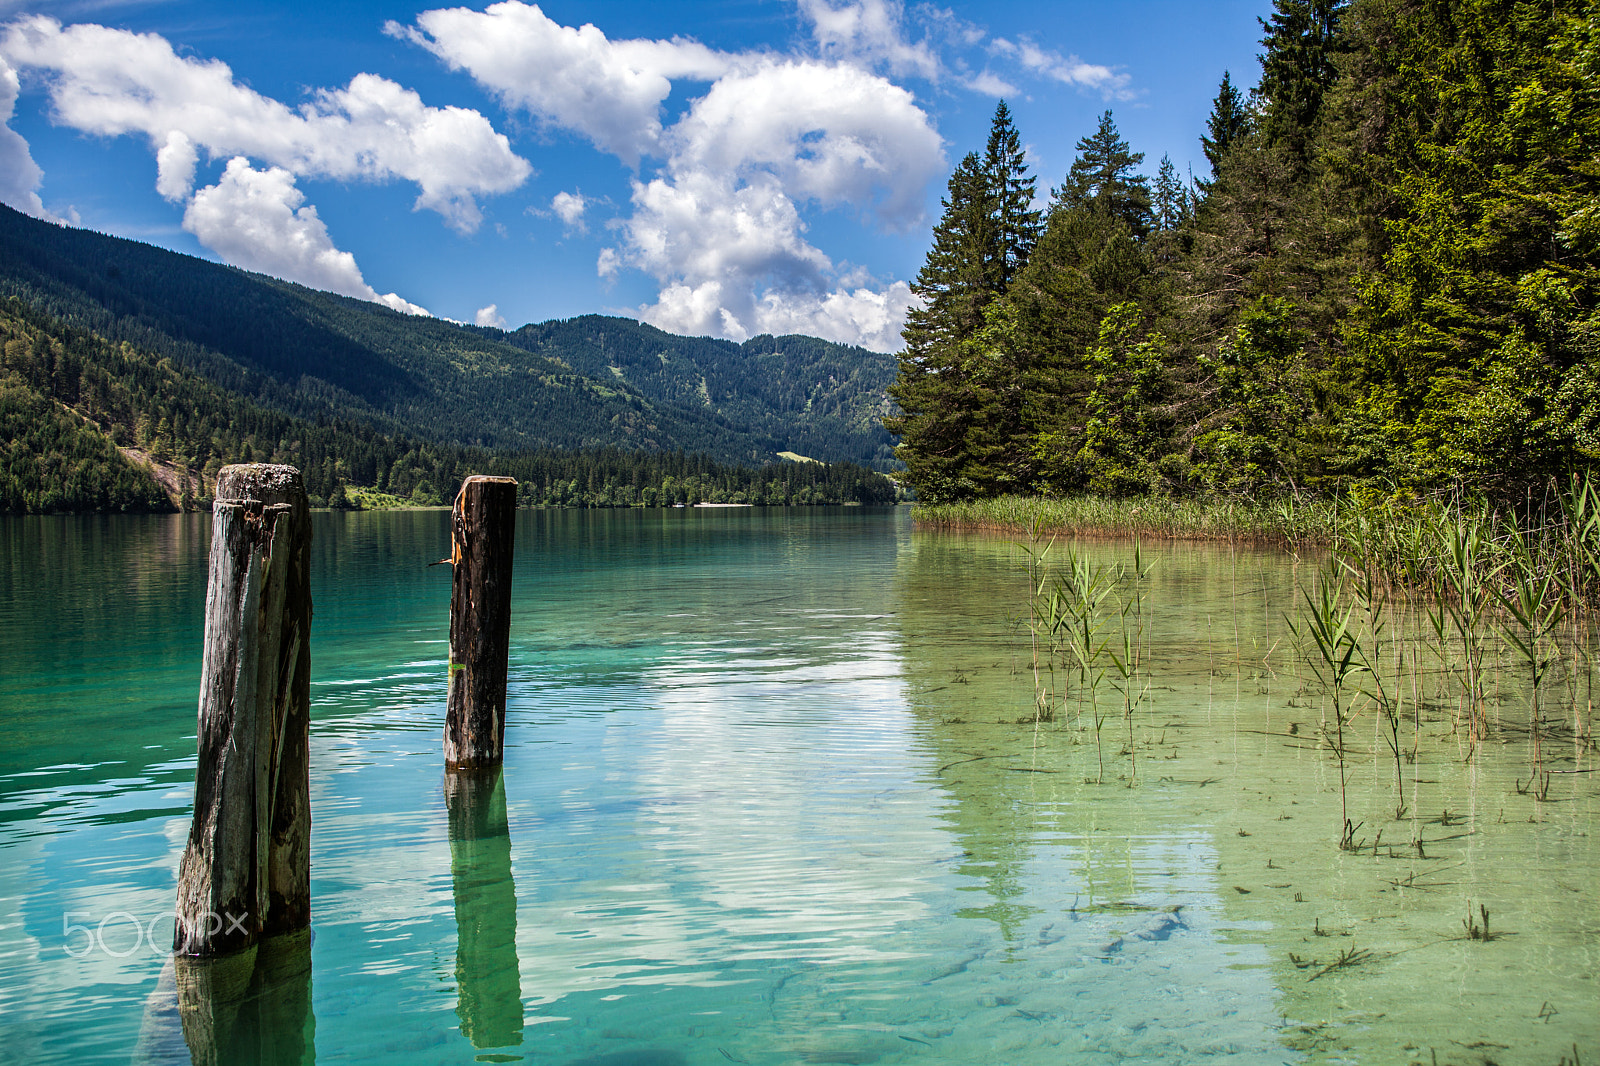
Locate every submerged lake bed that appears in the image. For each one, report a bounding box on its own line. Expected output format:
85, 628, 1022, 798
0, 507, 1595, 1065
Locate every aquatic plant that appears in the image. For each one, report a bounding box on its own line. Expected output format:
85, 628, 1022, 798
1495, 520, 1567, 779
1016, 517, 1063, 726
1058, 545, 1118, 781
1424, 509, 1500, 751
1291, 562, 1369, 851
1462, 901, 1496, 942
1342, 551, 1406, 820
1106, 541, 1153, 787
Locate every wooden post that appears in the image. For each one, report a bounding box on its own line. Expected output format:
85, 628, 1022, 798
174, 464, 313, 956
444, 475, 517, 769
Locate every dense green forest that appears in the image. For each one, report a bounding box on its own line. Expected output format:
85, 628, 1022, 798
887, 0, 1599, 504
0, 204, 895, 468
0, 299, 894, 514
504, 318, 895, 468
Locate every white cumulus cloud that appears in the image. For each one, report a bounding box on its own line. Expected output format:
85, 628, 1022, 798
154, 129, 196, 203
475, 304, 506, 328
666, 58, 941, 229
397, 4, 943, 349
551, 189, 587, 230
183, 158, 430, 316
0, 15, 531, 232
0, 53, 56, 221
798, 0, 940, 79
391, 1, 730, 165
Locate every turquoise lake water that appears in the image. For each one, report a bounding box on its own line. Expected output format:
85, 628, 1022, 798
0, 508, 1595, 1065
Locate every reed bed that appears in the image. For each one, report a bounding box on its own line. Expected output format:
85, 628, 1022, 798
984, 477, 1600, 849
916, 494, 1339, 546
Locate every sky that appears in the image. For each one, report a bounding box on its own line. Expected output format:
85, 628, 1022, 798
0, 0, 1269, 352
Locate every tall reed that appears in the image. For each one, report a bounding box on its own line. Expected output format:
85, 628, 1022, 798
1495, 520, 1566, 787
1292, 562, 1369, 851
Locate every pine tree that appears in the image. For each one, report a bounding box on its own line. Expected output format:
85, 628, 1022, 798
1200, 71, 1250, 178
1057, 111, 1152, 239
1152, 155, 1189, 232
982, 100, 1043, 288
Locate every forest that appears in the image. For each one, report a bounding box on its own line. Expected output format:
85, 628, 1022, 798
887, 0, 1598, 505
0, 298, 895, 513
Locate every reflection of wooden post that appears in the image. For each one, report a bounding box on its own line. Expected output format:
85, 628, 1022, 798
175, 464, 312, 956
445, 769, 523, 1049
129, 929, 315, 1066
445, 476, 517, 769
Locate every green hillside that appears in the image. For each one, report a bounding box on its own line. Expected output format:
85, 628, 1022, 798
505, 318, 895, 468
0, 203, 893, 467
0, 297, 894, 514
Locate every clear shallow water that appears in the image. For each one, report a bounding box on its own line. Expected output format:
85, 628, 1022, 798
0, 509, 1595, 1065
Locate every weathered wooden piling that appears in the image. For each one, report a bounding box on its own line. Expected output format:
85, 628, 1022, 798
444, 475, 517, 769
174, 464, 312, 957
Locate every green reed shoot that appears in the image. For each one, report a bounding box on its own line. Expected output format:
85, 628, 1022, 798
1017, 516, 1063, 725
1342, 550, 1406, 819
1291, 563, 1369, 851
1428, 510, 1500, 752
1495, 520, 1566, 776
1045, 544, 1118, 781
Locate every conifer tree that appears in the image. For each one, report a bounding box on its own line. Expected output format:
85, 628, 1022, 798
1257, 0, 1344, 167
982, 100, 1043, 288
1200, 71, 1250, 178
900, 152, 1003, 357
1152, 155, 1189, 232
888, 152, 1005, 501
1057, 112, 1152, 239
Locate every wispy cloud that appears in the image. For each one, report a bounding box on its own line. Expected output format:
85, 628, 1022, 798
989, 36, 1134, 100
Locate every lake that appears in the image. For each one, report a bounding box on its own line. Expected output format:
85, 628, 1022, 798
0, 507, 1595, 1064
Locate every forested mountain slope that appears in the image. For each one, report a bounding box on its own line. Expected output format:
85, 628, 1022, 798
0, 298, 895, 513
0, 204, 892, 466
506, 318, 895, 468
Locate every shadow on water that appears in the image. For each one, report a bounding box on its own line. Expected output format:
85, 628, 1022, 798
445, 767, 524, 1052
132, 930, 315, 1066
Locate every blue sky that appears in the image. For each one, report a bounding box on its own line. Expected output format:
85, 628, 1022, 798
0, 0, 1267, 350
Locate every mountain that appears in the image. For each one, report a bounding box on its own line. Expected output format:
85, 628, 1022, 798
0, 203, 896, 467
504, 319, 896, 468
0, 296, 897, 513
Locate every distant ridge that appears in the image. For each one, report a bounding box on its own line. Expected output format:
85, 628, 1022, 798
0, 203, 895, 468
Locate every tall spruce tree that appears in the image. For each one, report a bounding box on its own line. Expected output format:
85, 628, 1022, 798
1152, 155, 1189, 231
900, 152, 1003, 356
1344, 0, 1600, 490
1057, 111, 1153, 239
888, 152, 1006, 501
982, 100, 1043, 288
1257, 0, 1345, 167
1200, 71, 1250, 178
